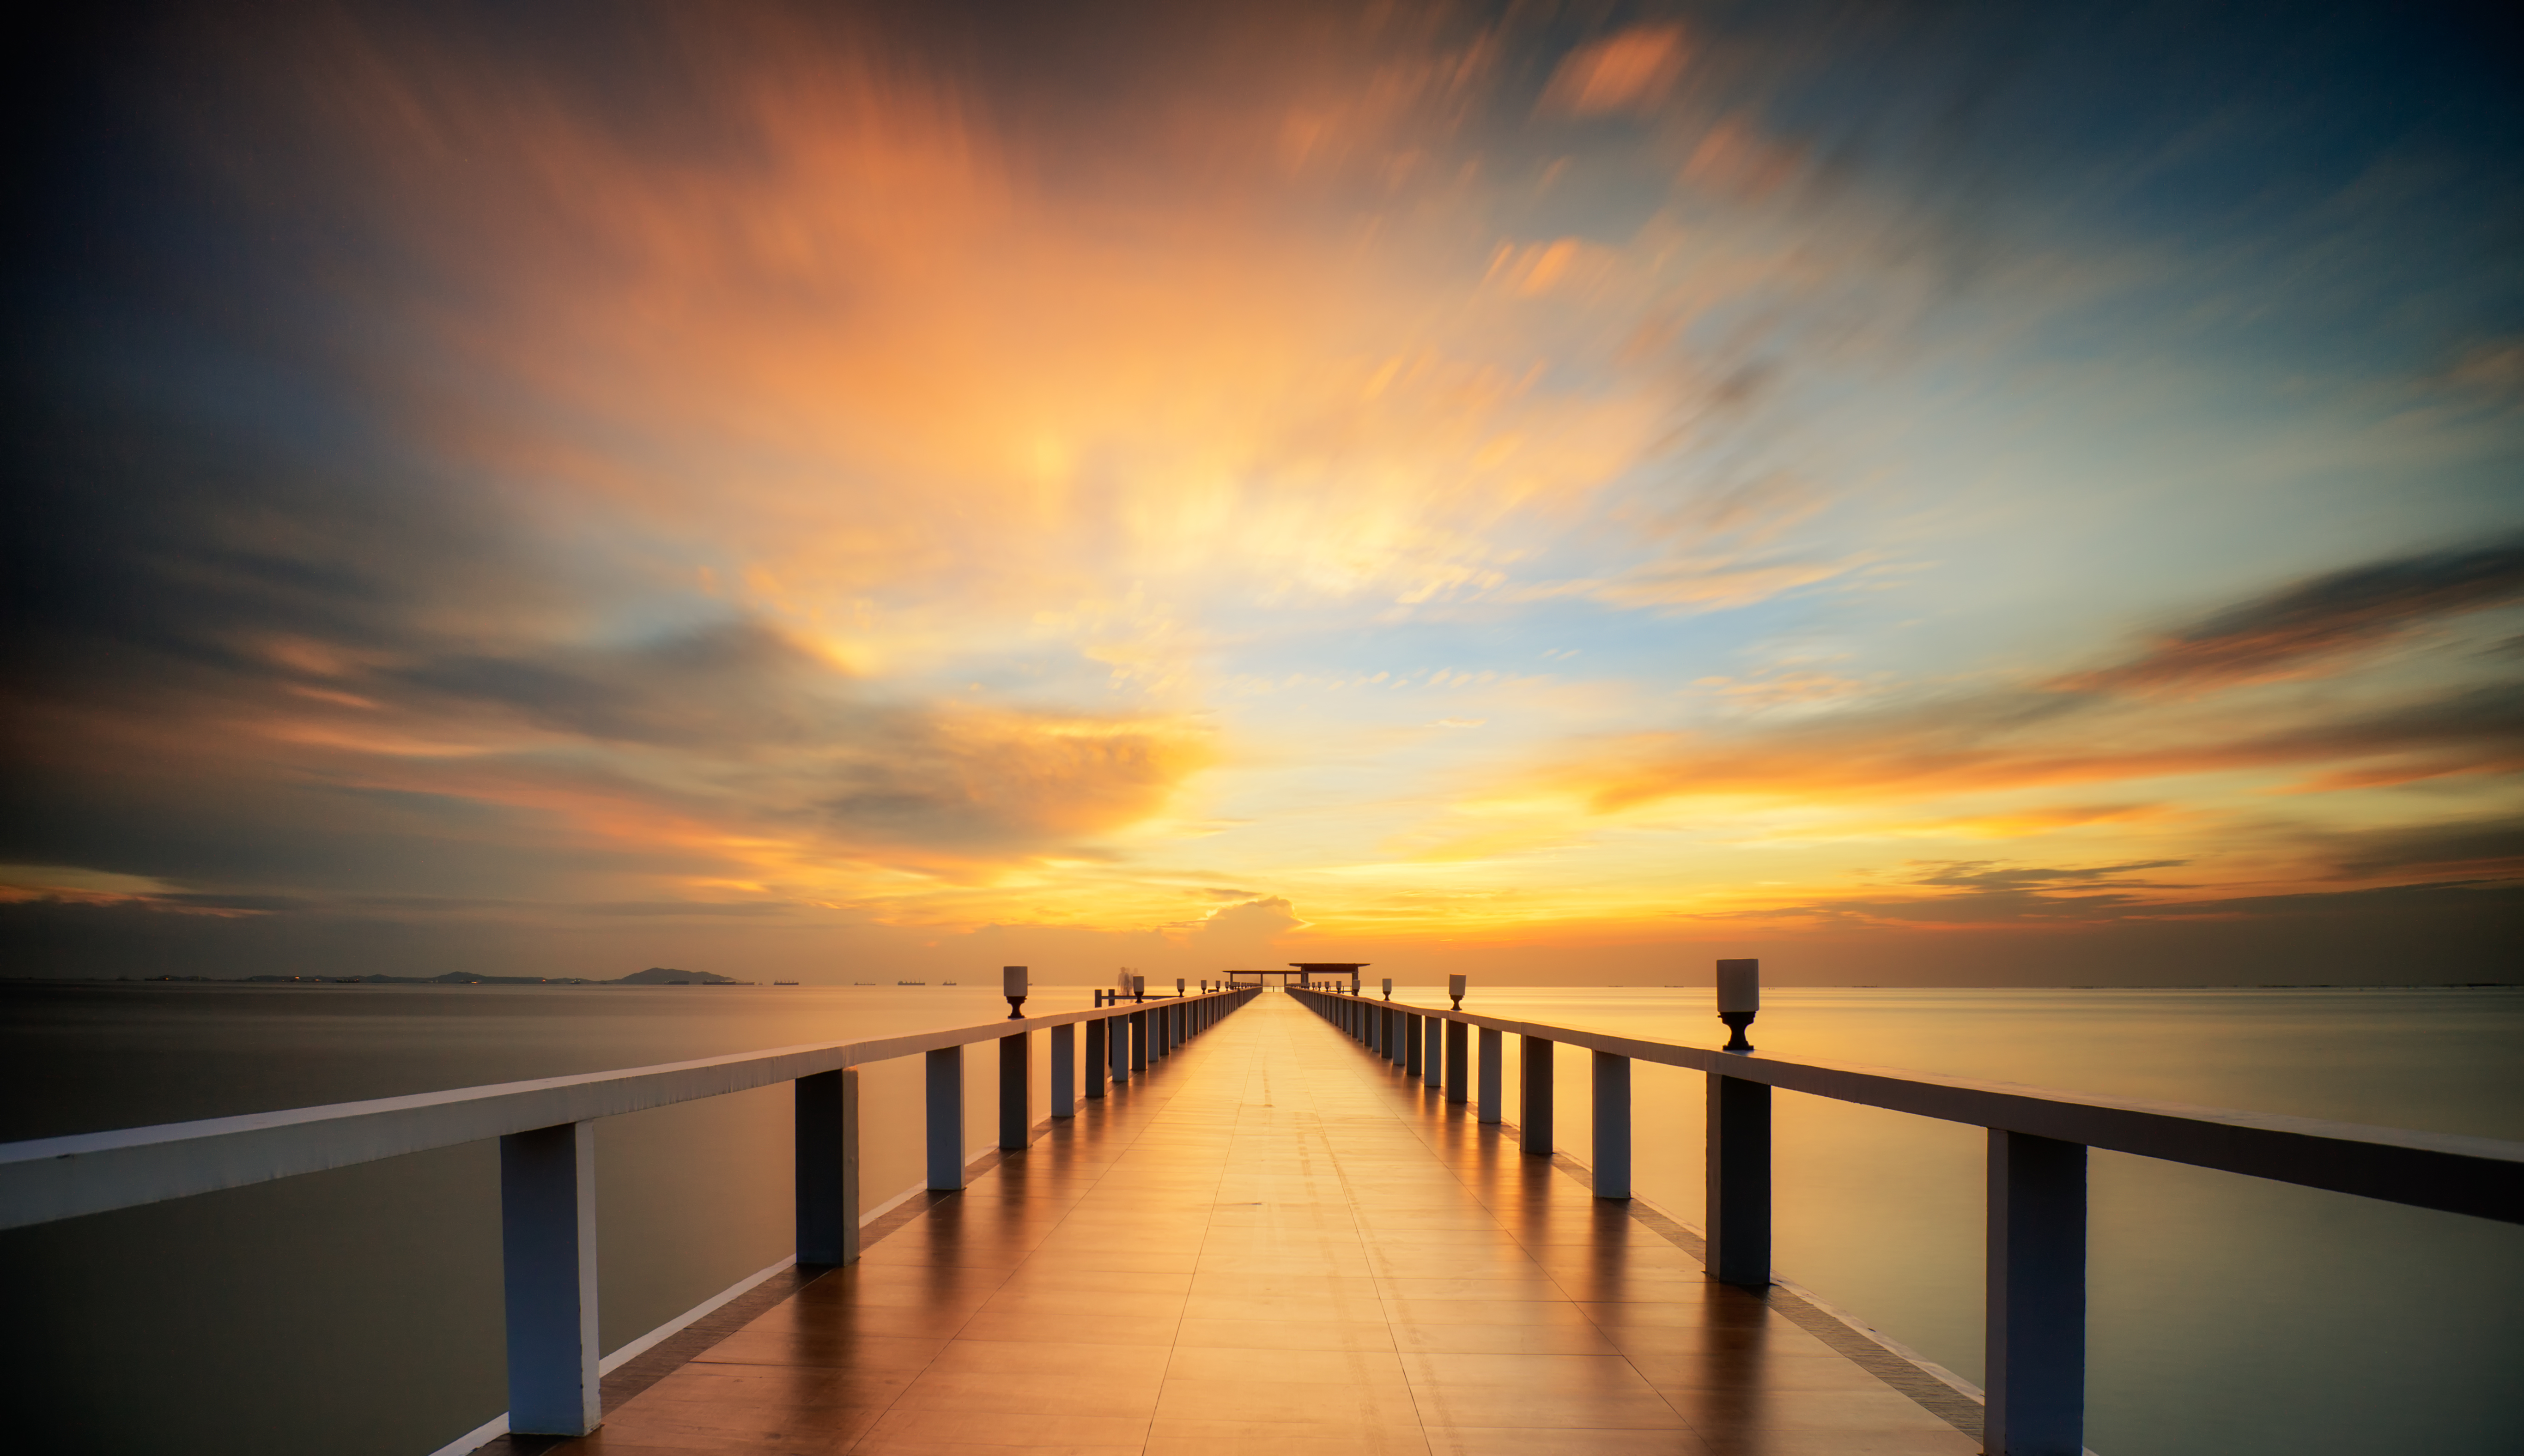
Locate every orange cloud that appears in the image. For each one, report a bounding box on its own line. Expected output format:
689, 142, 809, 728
1571, 687, 2524, 816
1538, 25, 1690, 116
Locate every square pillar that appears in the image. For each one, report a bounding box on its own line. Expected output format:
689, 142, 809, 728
1705, 1074, 1770, 1286
795, 1068, 861, 1265
499, 1121, 599, 1436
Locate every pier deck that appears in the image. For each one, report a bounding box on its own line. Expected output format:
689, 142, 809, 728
487, 992, 1977, 1456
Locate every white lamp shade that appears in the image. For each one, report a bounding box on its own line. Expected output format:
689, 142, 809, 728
1716, 959, 1760, 1015
1448, 974, 1466, 999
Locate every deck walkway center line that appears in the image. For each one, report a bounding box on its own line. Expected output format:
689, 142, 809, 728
483, 991, 1978, 1456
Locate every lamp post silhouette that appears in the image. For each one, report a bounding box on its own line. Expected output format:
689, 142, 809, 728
1717, 959, 1758, 1052
1003, 965, 1027, 1019
1448, 974, 1466, 1010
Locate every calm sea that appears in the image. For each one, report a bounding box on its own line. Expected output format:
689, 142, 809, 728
2, 982, 2517, 1455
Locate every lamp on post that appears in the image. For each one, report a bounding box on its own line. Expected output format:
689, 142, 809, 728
1448, 974, 1466, 1010
1176, 977, 1186, 996
1003, 965, 1028, 1019
1381, 978, 1393, 1001
1717, 959, 1759, 1052
1132, 974, 1146, 1003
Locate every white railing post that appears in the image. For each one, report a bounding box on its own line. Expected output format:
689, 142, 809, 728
1987, 1130, 2087, 1455
795, 1067, 861, 1266
1051, 1023, 1076, 1117
1478, 1027, 1503, 1124
1110, 1010, 1131, 1085
1445, 1019, 1469, 1104
999, 1032, 1030, 1150
1424, 1014, 1443, 1088
926, 1045, 965, 1190
1520, 1036, 1554, 1154
1706, 1073, 1771, 1286
1592, 1052, 1630, 1198
499, 1120, 599, 1436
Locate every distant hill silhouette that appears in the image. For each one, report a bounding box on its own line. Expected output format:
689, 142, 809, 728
610, 966, 742, 985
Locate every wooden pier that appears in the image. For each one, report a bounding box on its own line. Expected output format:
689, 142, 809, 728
479, 992, 1975, 1456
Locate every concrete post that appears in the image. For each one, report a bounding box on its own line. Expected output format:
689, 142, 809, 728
1084, 1017, 1107, 1099
1520, 1037, 1553, 1154
999, 1032, 1030, 1151
1423, 1014, 1442, 1088
1110, 1011, 1131, 1085
795, 1068, 861, 1265
1050, 1023, 1076, 1118
1591, 1052, 1630, 1199
1445, 1019, 1469, 1104
1987, 1131, 2087, 1456
1706, 1074, 1770, 1286
926, 1045, 965, 1190
499, 1120, 599, 1436
1477, 1027, 1502, 1124
1405, 1013, 1423, 1077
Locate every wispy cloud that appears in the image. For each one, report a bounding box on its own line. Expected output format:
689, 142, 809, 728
2051, 535, 2524, 697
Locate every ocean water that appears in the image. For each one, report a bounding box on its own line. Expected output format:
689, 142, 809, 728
2, 981, 2518, 1455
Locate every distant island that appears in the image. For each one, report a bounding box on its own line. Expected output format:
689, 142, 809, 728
130, 966, 751, 986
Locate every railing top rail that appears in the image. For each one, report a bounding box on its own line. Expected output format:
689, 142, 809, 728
0, 988, 1252, 1232
1299, 988, 2524, 1225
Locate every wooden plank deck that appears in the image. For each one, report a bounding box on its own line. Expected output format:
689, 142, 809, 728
485, 991, 1981, 1456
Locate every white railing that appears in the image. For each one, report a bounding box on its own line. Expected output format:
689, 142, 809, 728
1286, 984, 2523, 1456
0, 985, 1258, 1439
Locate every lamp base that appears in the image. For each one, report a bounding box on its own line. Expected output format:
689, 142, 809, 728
1006, 996, 1026, 1020
1718, 1010, 1756, 1053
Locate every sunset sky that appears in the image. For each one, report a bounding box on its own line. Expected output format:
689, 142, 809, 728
4, 0, 2519, 984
